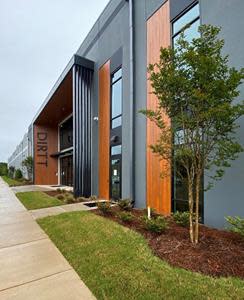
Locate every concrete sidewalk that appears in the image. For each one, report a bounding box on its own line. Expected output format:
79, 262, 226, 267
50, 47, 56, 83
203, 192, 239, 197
0, 177, 96, 300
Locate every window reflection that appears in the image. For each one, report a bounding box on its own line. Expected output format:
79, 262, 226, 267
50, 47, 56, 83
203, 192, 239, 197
172, 3, 203, 218
112, 68, 122, 83
173, 3, 199, 35
111, 145, 122, 156
112, 79, 122, 119
111, 68, 122, 129
173, 18, 200, 47
60, 117, 73, 151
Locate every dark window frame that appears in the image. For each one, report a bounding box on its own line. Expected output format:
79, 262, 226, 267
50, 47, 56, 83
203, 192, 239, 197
109, 66, 123, 200
59, 116, 73, 151
172, 2, 200, 45
110, 67, 122, 129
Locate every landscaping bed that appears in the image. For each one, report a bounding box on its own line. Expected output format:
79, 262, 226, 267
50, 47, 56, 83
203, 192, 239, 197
38, 211, 244, 300
93, 207, 244, 279
16, 190, 101, 210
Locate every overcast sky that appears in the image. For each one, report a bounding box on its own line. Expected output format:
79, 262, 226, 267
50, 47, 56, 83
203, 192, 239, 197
0, 0, 109, 162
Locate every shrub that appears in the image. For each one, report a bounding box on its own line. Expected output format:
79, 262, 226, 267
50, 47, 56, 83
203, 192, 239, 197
118, 199, 133, 211
56, 194, 65, 200
226, 216, 244, 237
65, 194, 75, 204
97, 201, 112, 214
144, 216, 168, 234
56, 188, 62, 193
118, 211, 134, 223
76, 196, 89, 202
90, 195, 97, 201
173, 211, 190, 227
15, 169, 23, 179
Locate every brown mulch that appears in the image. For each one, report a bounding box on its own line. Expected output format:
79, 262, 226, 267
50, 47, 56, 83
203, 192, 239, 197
93, 207, 244, 279
44, 191, 73, 197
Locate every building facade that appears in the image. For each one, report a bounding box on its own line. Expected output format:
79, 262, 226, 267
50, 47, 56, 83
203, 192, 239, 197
8, 0, 244, 228
8, 131, 31, 179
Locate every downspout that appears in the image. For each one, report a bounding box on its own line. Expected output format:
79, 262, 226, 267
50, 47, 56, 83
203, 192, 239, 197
126, 0, 135, 204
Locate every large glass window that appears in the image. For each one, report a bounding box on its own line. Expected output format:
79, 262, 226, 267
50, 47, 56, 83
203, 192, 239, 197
172, 3, 200, 47
111, 68, 122, 129
59, 116, 73, 151
172, 3, 203, 219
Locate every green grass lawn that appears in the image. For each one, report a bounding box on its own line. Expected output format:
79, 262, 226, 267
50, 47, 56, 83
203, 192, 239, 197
2, 175, 29, 187
38, 211, 244, 300
16, 191, 63, 210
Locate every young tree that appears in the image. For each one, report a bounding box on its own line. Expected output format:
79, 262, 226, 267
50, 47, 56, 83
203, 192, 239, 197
22, 156, 33, 180
141, 25, 244, 244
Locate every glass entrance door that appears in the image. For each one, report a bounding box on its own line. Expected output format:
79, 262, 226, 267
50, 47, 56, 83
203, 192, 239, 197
60, 155, 73, 186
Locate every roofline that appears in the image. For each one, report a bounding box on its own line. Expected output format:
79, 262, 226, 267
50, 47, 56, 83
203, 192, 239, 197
76, 0, 127, 56
32, 54, 94, 125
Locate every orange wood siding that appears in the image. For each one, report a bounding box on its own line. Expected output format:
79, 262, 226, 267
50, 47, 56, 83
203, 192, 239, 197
98, 61, 110, 199
34, 124, 58, 185
146, 1, 171, 214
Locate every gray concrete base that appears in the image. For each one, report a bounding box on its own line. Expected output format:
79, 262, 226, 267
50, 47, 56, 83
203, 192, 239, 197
0, 177, 95, 300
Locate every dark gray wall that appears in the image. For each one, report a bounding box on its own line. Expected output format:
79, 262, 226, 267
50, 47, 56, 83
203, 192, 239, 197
201, 0, 244, 228
75, 0, 167, 207
76, 0, 131, 199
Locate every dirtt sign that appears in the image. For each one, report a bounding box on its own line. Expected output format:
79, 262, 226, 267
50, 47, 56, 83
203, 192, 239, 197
37, 132, 48, 167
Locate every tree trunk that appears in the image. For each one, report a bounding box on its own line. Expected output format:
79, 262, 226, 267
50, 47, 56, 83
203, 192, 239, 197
194, 172, 201, 244
188, 180, 194, 243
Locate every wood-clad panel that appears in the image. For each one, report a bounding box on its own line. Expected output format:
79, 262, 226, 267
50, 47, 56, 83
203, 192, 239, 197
34, 124, 58, 185
98, 61, 110, 199
147, 1, 171, 215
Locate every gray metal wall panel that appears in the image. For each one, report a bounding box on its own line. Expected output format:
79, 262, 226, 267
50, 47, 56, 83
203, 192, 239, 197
170, 0, 197, 20
146, 0, 167, 19
133, 0, 147, 208
76, 3, 131, 199
201, 0, 244, 228
73, 64, 93, 197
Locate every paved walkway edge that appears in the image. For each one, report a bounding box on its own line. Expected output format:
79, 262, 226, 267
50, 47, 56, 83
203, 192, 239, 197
0, 177, 96, 300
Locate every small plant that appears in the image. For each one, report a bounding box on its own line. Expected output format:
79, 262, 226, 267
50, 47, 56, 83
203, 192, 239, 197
97, 201, 112, 214
65, 194, 75, 204
173, 211, 190, 227
226, 216, 244, 237
118, 211, 134, 223
77, 196, 89, 202
15, 169, 23, 179
90, 195, 97, 201
56, 188, 62, 193
118, 199, 133, 211
144, 216, 168, 234
56, 194, 65, 200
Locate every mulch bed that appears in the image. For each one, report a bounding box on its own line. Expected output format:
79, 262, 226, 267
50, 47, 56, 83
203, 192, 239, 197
93, 207, 244, 279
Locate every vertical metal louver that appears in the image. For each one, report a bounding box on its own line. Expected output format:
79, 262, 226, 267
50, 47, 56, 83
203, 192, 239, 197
73, 64, 93, 197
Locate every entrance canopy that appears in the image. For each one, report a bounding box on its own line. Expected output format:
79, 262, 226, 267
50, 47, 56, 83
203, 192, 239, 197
33, 55, 94, 127
33, 54, 94, 194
